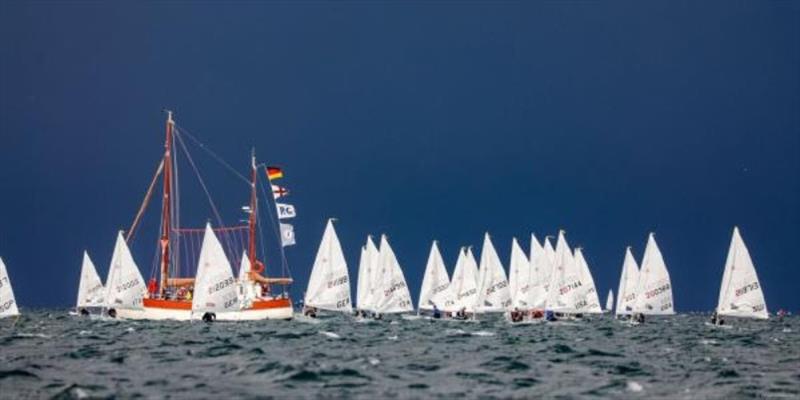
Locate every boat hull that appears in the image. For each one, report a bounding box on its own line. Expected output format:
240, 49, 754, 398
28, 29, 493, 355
115, 297, 293, 321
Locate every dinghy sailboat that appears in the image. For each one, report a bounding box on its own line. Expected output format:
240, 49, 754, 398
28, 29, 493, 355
605, 290, 614, 313
632, 233, 674, 316
192, 224, 241, 322
374, 235, 413, 316
449, 247, 479, 316
0, 257, 19, 319
303, 219, 352, 316
573, 248, 603, 314
355, 236, 381, 316
545, 230, 583, 315
74, 251, 105, 315
418, 241, 455, 315
104, 232, 147, 319
615, 247, 640, 318
508, 237, 531, 310
475, 233, 511, 314
714, 227, 768, 320
528, 233, 552, 311
112, 111, 293, 320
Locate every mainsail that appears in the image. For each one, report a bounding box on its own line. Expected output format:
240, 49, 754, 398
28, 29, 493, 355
76, 251, 105, 309
449, 248, 479, 312
633, 234, 674, 315
192, 224, 241, 315
0, 257, 19, 318
716, 227, 768, 319
104, 232, 146, 310
475, 233, 511, 313
528, 233, 551, 309
545, 230, 582, 313
615, 247, 640, 316
375, 235, 413, 314
237, 251, 259, 308
356, 245, 370, 310
574, 248, 603, 313
605, 290, 614, 313
304, 219, 352, 313
508, 237, 531, 309
418, 241, 455, 311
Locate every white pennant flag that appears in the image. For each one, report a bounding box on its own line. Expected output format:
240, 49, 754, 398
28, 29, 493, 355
276, 203, 296, 219
280, 223, 296, 247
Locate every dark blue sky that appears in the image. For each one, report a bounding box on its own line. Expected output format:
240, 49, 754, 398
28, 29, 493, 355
1, 2, 798, 311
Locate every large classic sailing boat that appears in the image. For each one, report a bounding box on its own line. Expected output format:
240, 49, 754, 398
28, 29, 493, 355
111, 111, 293, 321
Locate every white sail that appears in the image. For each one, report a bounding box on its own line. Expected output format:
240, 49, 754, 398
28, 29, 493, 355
545, 230, 582, 313
375, 235, 413, 314
633, 233, 674, 315
418, 241, 455, 311
237, 251, 259, 307
0, 257, 19, 318
615, 247, 640, 316
192, 224, 240, 315
104, 232, 146, 310
605, 290, 614, 312
449, 248, 479, 312
356, 245, 370, 310
543, 237, 557, 268
76, 251, 105, 309
475, 234, 511, 313
574, 248, 603, 313
508, 238, 531, 309
716, 227, 768, 319
528, 233, 551, 309
364, 236, 381, 312
304, 219, 352, 313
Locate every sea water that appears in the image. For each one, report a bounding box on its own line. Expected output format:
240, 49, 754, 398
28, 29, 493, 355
0, 311, 798, 399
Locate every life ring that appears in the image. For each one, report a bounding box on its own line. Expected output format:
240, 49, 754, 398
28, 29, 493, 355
253, 260, 265, 274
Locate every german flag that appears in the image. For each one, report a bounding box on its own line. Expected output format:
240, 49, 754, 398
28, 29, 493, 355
265, 166, 283, 181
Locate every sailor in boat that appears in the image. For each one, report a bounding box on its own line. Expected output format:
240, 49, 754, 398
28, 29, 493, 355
710, 311, 724, 326
510, 308, 524, 323
777, 309, 787, 322
545, 310, 558, 322
453, 307, 468, 320
147, 278, 158, 298
79, 308, 90, 317
303, 306, 318, 318
432, 304, 442, 319
531, 309, 545, 319
632, 312, 645, 324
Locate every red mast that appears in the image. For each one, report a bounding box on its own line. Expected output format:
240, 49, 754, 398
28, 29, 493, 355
159, 111, 174, 297
248, 150, 257, 272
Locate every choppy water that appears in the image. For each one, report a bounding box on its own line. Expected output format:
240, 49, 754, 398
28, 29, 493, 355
1, 311, 798, 399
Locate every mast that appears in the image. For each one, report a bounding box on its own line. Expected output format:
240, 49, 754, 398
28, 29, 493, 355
248, 149, 257, 272
159, 110, 174, 297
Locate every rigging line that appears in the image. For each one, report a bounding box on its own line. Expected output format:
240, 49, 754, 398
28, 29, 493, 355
126, 159, 164, 244
173, 124, 251, 186
173, 128, 238, 261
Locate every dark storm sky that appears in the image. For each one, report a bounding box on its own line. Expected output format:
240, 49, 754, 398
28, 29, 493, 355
1, 2, 798, 311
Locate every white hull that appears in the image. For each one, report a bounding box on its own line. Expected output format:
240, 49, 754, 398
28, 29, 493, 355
115, 305, 293, 321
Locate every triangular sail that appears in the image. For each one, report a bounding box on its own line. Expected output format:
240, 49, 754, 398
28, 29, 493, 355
615, 247, 640, 316
304, 219, 352, 313
633, 234, 674, 315
76, 251, 105, 309
508, 238, 531, 309
0, 257, 19, 318
104, 232, 146, 310
605, 290, 614, 312
574, 248, 603, 313
238, 251, 258, 307
528, 233, 551, 309
356, 245, 370, 310
716, 227, 768, 319
365, 236, 381, 312
418, 241, 455, 311
475, 234, 511, 313
545, 230, 582, 313
375, 235, 413, 314
449, 248, 479, 312
192, 224, 240, 315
